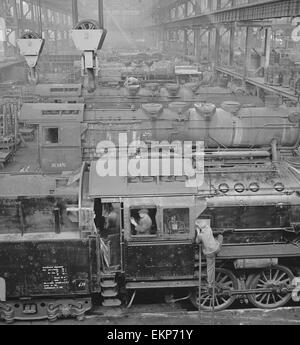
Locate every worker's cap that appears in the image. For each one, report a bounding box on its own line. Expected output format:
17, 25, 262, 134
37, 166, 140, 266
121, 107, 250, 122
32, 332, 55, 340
195, 218, 210, 227
139, 209, 149, 214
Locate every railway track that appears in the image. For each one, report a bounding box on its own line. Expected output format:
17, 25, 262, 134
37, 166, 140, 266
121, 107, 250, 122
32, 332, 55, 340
6, 303, 300, 325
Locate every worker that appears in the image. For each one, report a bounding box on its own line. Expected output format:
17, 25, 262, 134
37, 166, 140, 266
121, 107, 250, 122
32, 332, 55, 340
105, 204, 119, 231
201, 68, 214, 86
104, 204, 120, 267
0, 277, 5, 302
169, 215, 178, 233
195, 218, 223, 289
130, 209, 152, 235
124, 76, 139, 88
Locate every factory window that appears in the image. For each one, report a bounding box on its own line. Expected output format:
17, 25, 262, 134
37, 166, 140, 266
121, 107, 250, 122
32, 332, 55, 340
130, 207, 157, 237
163, 208, 189, 235
44, 127, 59, 144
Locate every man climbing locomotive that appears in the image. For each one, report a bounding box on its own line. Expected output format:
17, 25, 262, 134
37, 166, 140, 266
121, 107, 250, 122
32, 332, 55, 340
195, 218, 223, 291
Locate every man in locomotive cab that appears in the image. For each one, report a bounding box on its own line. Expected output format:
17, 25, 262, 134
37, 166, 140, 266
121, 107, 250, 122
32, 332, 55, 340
104, 204, 120, 233
130, 209, 152, 235
195, 217, 223, 288
0, 277, 5, 302
104, 203, 121, 267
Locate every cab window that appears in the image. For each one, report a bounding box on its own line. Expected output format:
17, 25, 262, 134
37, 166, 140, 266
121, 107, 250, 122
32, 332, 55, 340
44, 127, 59, 144
130, 207, 157, 237
163, 208, 189, 235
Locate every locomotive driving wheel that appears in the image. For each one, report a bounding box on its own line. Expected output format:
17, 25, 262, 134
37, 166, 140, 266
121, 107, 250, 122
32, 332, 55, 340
190, 268, 238, 311
248, 265, 294, 309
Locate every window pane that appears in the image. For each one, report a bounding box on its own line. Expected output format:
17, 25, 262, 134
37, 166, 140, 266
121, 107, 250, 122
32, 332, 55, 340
163, 208, 189, 235
44, 128, 59, 144
130, 208, 157, 236
61, 110, 79, 115
42, 110, 60, 115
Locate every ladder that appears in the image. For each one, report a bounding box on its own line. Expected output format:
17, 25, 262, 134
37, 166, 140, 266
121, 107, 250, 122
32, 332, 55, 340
100, 271, 121, 307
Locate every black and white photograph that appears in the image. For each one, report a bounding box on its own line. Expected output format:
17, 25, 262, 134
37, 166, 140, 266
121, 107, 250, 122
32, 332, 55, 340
0, 0, 300, 332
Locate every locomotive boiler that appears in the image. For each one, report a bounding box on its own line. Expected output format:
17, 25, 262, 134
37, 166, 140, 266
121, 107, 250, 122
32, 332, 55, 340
82, 100, 300, 164
83, 151, 300, 312
77, 99, 300, 312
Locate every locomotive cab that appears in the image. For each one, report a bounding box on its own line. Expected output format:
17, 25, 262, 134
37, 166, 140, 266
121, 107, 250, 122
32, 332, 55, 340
87, 162, 202, 293
123, 196, 197, 285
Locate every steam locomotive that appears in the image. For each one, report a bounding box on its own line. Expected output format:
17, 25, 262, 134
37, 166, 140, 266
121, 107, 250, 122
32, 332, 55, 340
80, 99, 300, 312
1, 93, 300, 322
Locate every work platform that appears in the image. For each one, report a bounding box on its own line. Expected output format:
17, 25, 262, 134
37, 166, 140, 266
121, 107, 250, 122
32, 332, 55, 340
216, 65, 299, 102
159, 0, 300, 29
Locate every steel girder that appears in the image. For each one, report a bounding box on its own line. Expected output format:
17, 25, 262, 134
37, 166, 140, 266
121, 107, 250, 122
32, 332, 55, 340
169, 0, 198, 21
161, 0, 300, 29
0, 0, 73, 56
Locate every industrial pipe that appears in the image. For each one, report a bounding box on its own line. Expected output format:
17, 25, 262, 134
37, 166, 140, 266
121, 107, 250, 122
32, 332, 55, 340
203, 150, 271, 159
205, 194, 300, 208
271, 139, 279, 163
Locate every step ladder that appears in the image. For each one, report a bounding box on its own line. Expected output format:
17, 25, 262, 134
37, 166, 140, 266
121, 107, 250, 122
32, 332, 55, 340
100, 272, 121, 307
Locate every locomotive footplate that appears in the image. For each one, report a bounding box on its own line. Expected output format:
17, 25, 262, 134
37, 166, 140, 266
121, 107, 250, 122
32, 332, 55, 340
218, 243, 300, 259
0, 297, 92, 323
126, 279, 199, 290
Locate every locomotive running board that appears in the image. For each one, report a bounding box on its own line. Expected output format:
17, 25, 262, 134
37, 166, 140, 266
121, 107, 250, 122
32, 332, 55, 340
218, 243, 300, 259
126, 280, 198, 290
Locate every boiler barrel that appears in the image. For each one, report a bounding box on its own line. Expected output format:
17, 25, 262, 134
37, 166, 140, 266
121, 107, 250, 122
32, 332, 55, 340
186, 106, 300, 148
81, 103, 300, 149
